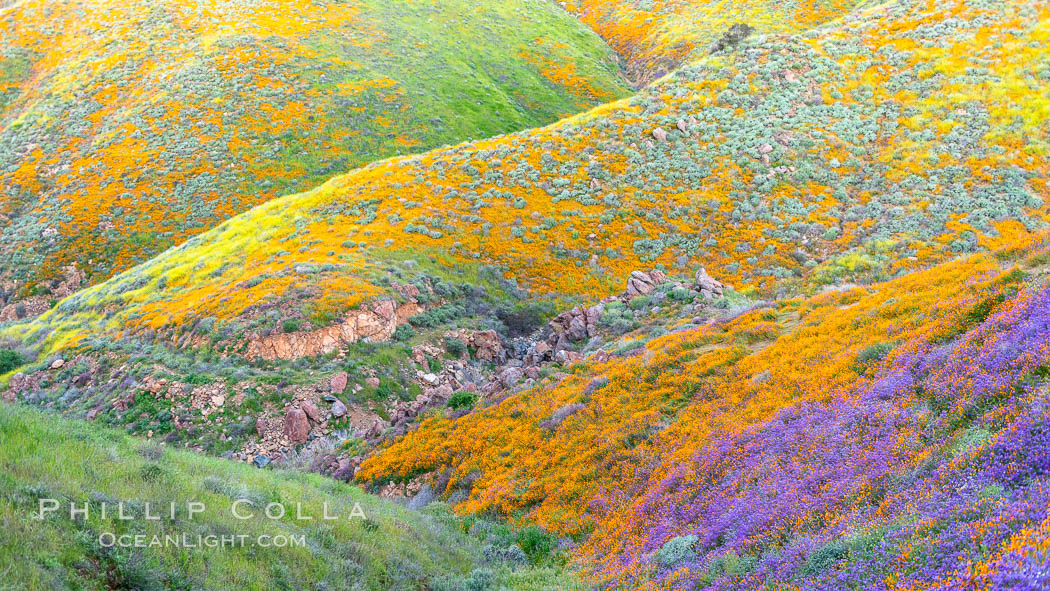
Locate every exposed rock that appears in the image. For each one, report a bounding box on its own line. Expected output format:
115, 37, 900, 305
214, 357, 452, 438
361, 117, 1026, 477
693, 267, 726, 299
425, 384, 454, 403
0, 265, 85, 322
469, 330, 504, 362
365, 376, 381, 388
710, 22, 755, 54
626, 270, 658, 297
330, 400, 347, 418
499, 367, 524, 388
533, 341, 551, 358
253, 455, 271, 468
330, 372, 348, 394
246, 300, 422, 360
301, 401, 321, 423
283, 407, 310, 444
50, 358, 65, 370
652, 127, 668, 142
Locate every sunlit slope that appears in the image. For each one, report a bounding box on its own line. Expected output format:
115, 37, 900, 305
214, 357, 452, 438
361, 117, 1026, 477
0, 0, 630, 297
10, 0, 1050, 355
561, 0, 864, 84
360, 230, 1050, 589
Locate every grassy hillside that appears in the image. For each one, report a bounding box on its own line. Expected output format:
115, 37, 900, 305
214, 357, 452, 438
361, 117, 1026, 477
0, 0, 630, 303
0, 402, 583, 590
7, 0, 1048, 359
1, 0, 1050, 589
361, 228, 1050, 589
561, 0, 863, 84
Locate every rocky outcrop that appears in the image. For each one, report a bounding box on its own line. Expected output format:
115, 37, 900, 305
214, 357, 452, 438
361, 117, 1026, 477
0, 264, 85, 321
245, 299, 421, 360
389, 384, 453, 427
693, 267, 726, 299
710, 23, 755, 54
443, 329, 505, 363
626, 269, 666, 297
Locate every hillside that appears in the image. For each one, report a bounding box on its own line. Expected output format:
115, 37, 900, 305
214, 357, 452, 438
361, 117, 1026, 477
0, 0, 630, 314
1, 0, 1050, 589
0, 402, 583, 590
561, 0, 864, 84
8, 0, 1047, 358
361, 232, 1050, 588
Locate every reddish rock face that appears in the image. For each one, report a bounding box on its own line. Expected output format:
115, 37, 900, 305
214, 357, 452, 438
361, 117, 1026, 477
300, 401, 321, 423
470, 330, 504, 362
245, 301, 422, 361
330, 372, 348, 394
283, 407, 310, 444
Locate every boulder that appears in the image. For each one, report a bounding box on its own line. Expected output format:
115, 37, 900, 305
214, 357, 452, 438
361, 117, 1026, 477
626, 270, 659, 296
330, 400, 347, 418
693, 267, 726, 299
499, 367, 523, 388
470, 330, 504, 362
330, 372, 348, 394
533, 341, 551, 358
301, 401, 321, 423
283, 407, 310, 444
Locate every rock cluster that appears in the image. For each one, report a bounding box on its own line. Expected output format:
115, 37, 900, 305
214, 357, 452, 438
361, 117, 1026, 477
245, 299, 421, 360
0, 265, 85, 322
693, 267, 726, 299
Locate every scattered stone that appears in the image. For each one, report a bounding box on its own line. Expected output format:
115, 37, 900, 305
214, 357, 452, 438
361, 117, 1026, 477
253, 455, 271, 468
330, 400, 347, 418
652, 127, 668, 142
50, 358, 65, 370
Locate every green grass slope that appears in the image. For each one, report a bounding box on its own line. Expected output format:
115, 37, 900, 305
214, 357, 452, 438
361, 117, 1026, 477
0, 403, 582, 590
0, 0, 630, 306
